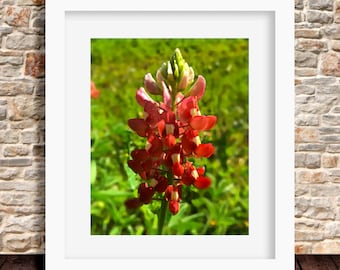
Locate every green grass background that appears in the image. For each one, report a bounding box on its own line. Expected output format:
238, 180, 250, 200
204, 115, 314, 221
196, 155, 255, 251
91, 39, 249, 235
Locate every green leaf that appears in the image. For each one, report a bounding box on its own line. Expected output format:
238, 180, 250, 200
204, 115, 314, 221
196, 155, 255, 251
91, 160, 97, 184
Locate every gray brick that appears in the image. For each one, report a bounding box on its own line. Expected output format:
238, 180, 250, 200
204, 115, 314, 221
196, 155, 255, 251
322, 114, 340, 125
0, 158, 32, 167
295, 114, 319, 126
295, 51, 318, 68
0, 130, 19, 144
309, 0, 334, 11
305, 153, 321, 169
296, 85, 315, 95
307, 10, 333, 24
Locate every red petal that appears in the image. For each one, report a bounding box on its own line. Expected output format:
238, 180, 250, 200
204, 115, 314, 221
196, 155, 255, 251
136, 87, 154, 107
190, 115, 217, 131
195, 143, 214, 158
168, 200, 180, 215
128, 119, 149, 137
172, 162, 184, 177
194, 176, 211, 189
125, 198, 142, 209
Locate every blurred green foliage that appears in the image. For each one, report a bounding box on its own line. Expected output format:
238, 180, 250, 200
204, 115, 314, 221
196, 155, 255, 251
91, 39, 248, 235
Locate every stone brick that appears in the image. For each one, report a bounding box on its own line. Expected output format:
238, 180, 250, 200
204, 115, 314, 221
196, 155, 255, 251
5, 215, 44, 232
24, 168, 44, 180
0, 181, 42, 192
322, 114, 340, 125
305, 153, 321, 168
295, 68, 318, 77
295, 127, 319, 142
331, 40, 340, 51
316, 85, 340, 95
296, 170, 327, 183
0, 82, 34, 96
0, 65, 22, 77
25, 52, 44, 78
295, 152, 306, 168
4, 6, 30, 27
295, 11, 304, 23
3, 233, 32, 252
0, 130, 19, 144
309, 0, 334, 11
6, 33, 42, 50
295, 0, 304, 9
323, 24, 340, 40
0, 50, 23, 65
295, 85, 315, 95
295, 29, 321, 39
296, 143, 325, 152
296, 184, 310, 197
0, 192, 32, 205
295, 51, 318, 68
295, 230, 324, 241
321, 154, 339, 168
320, 134, 340, 142
295, 95, 315, 104
295, 38, 328, 52
10, 119, 36, 129
0, 169, 19, 180
319, 127, 340, 134
8, 96, 44, 121
307, 10, 333, 24
327, 169, 340, 183
301, 77, 337, 85
316, 95, 338, 106
22, 130, 39, 144
327, 144, 340, 153
295, 197, 310, 216
0, 158, 32, 167
311, 184, 340, 197
312, 240, 340, 253
295, 114, 319, 126
3, 145, 29, 157
321, 52, 340, 76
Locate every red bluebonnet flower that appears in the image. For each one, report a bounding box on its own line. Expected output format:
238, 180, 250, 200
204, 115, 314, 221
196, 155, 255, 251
125, 48, 217, 216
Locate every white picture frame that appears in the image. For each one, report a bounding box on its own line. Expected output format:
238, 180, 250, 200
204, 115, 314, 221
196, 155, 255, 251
46, 1, 294, 269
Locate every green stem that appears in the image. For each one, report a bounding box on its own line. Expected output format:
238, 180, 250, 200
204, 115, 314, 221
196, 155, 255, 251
158, 198, 167, 234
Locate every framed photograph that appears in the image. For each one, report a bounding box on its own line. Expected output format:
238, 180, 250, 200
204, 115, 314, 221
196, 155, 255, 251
46, 1, 294, 269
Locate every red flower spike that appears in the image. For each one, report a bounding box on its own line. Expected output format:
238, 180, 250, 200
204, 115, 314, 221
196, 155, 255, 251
190, 115, 217, 131
188, 75, 206, 100
128, 118, 149, 137
195, 143, 215, 158
194, 176, 212, 189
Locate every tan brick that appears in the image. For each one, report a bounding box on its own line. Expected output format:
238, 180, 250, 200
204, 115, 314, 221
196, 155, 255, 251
321, 52, 340, 77
295, 127, 319, 143
321, 154, 339, 168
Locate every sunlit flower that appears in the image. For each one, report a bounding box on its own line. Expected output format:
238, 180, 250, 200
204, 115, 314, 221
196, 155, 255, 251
125, 48, 217, 216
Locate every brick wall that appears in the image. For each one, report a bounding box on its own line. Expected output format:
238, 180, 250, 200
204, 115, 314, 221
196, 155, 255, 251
0, 0, 45, 253
295, 0, 340, 254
